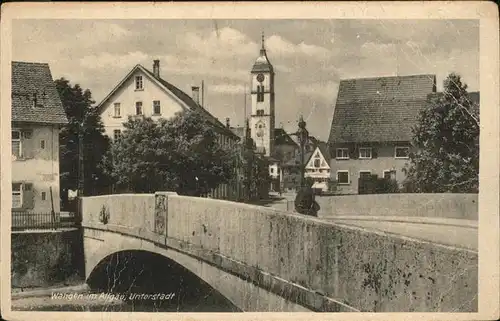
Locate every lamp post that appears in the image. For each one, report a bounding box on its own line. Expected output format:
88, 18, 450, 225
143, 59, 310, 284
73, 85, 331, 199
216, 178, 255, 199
296, 115, 309, 189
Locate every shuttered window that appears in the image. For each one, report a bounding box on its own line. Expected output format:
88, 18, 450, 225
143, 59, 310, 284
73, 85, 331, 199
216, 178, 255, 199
12, 130, 21, 158
12, 183, 22, 208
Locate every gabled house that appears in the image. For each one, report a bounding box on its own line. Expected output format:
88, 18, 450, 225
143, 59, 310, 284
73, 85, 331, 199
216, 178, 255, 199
96, 59, 241, 200
280, 135, 325, 192
11, 61, 68, 212
328, 74, 437, 194
304, 142, 331, 192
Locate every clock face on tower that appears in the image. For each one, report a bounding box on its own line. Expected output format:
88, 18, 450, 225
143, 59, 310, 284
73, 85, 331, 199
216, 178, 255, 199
256, 73, 264, 83
256, 129, 264, 137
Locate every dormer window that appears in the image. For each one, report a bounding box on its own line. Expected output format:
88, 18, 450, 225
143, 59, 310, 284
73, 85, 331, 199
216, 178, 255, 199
135, 76, 143, 90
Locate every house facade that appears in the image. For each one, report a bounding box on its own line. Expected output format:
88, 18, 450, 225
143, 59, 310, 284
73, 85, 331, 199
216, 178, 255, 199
304, 143, 331, 192
11, 61, 68, 213
328, 74, 438, 194
97, 60, 241, 200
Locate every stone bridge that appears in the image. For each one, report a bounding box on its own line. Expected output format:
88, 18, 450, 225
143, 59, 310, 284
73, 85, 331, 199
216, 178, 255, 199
81, 192, 477, 312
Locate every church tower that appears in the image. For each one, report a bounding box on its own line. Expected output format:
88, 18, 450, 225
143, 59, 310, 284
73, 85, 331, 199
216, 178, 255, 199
250, 32, 275, 157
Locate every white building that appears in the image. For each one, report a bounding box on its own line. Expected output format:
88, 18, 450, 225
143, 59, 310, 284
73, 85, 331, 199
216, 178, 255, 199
96, 59, 240, 200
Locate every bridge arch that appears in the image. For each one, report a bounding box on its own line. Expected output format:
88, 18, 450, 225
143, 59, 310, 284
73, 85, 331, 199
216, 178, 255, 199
87, 248, 240, 311
83, 227, 312, 312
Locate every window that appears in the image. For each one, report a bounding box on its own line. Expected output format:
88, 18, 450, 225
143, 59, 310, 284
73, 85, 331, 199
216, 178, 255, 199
337, 171, 349, 185
359, 171, 371, 179
270, 168, 274, 174
359, 148, 372, 159
257, 85, 265, 102
153, 100, 161, 115
22, 131, 32, 139
12, 183, 22, 208
314, 159, 321, 168
113, 129, 121, 140
256, 109, 264, 116
136, 102, 143, 115
336, 148, 349, 160
114, 103, 121, 117
135, 76, 143, 90
12, 130, 21, 158
41, 192, 46, 201
395, 146, 410, 159
40, 140, 45, 149
383, 170, 396, 180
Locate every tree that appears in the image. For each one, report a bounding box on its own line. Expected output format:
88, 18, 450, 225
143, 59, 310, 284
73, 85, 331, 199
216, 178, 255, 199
103, 111, 238, 195
55, 78, 111, 207
402, 73, 479, 193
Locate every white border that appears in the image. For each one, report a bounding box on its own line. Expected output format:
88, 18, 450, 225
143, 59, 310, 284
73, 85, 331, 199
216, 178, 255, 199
1, 2, 498, 321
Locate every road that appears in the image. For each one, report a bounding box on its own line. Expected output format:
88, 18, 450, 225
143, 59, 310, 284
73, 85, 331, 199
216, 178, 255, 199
322, 216, 477, 251
263, 193, 478, 251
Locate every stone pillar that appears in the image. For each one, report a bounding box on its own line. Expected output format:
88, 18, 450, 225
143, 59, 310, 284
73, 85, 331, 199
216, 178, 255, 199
154, 191, 177, 243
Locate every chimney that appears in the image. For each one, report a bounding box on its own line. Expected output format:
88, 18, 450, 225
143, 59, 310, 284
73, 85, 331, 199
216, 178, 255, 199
226, 117, 230, 128
153, 59, 160, 78
192, 86, 200, 104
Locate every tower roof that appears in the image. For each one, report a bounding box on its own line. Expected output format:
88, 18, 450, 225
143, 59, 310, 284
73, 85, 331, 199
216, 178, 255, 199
251, 32, 274, 74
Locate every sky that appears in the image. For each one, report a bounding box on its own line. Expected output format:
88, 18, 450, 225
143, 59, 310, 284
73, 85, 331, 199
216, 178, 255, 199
12, 19, 479, 141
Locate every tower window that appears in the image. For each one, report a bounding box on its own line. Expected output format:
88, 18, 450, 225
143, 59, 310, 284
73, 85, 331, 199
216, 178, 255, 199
257, 85, 265, 102
256, 109, 264, 116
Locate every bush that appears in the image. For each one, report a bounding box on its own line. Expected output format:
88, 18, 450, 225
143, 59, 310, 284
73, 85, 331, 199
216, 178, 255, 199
294, 186, 320, 216
359, 174, 400, 194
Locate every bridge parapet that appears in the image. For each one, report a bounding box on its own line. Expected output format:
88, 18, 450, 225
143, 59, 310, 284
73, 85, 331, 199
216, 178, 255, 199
81, 192, 477, 312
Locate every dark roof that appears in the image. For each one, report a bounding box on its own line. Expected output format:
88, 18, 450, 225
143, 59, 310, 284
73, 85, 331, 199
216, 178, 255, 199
328, 74, 437, 144
251, 48, 274, 74
274, 128, 298, 147
316, 141, 330, 163
12, 61, 68, 125
141, 68, 238, 139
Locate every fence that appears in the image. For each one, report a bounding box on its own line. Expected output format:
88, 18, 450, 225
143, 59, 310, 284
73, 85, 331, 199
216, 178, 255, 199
12, 211, 78, 231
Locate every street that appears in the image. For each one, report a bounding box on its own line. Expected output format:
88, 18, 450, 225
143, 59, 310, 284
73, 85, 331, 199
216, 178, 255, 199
263, 193, 478, 251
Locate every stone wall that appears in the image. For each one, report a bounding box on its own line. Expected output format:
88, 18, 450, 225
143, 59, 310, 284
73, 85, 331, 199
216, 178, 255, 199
81, 193, 478, 312
167, 195, 477, 312
11, 230, 84, 288
315, 193, 478, 220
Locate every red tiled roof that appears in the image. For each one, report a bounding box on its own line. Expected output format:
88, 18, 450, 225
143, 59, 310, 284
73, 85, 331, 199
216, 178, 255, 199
11, 61, 68, 125
328, 74, 437, 144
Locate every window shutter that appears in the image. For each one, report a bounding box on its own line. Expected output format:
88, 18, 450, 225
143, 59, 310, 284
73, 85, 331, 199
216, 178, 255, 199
22, 183, 34, 210
22, 130, 34, 159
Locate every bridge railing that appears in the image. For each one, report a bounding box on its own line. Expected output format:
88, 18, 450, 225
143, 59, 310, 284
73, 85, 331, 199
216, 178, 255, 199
12, 211, 78, 231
